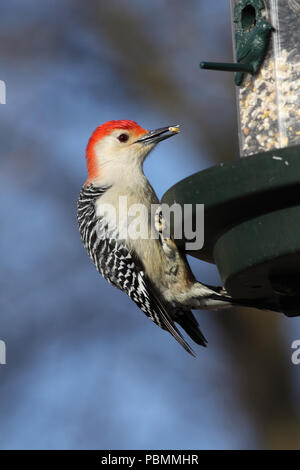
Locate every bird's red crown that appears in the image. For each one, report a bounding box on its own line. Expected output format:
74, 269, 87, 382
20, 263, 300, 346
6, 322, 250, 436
85, 120, 147, 182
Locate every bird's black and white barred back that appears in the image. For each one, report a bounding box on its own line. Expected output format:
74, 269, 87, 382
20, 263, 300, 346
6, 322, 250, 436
77, 184, 195, 355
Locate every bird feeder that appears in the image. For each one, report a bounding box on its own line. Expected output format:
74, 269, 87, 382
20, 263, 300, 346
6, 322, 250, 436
162, 0, 300, 316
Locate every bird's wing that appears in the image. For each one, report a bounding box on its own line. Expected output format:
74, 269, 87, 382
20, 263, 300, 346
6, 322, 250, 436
236, 41, 253, 63
236, 29, 257, 63
98, 228, 195, 356
78, 189, 194, 355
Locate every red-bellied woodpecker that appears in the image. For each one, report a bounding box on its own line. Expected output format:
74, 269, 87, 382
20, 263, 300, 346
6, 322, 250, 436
77, 120, 284, 356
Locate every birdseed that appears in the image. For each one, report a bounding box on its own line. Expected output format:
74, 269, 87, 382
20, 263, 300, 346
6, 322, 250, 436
232, 0, 300, 156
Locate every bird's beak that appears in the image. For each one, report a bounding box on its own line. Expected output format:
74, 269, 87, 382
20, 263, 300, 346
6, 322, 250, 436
135, 126, 180, 145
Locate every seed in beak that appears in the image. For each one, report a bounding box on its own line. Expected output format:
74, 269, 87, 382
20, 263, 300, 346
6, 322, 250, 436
169, 126, 180, 134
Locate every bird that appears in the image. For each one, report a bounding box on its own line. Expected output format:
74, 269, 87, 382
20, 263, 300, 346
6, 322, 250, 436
77, 120, 284, 356
200, 18, 274, 86
235, 18, 274, 86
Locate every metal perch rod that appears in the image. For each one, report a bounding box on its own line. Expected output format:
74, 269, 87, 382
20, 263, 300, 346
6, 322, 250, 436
200, 61, 253, 74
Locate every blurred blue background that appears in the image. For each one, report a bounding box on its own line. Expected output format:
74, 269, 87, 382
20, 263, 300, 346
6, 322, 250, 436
0, 0, 300, 450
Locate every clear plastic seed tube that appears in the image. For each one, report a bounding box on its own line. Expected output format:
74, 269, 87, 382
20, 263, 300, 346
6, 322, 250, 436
231, 0, 300, 157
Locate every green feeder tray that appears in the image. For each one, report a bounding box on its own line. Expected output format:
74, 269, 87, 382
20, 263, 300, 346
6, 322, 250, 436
161, 145, 300, 317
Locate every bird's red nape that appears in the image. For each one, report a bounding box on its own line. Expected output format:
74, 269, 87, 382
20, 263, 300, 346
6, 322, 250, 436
85, 120, 147, 183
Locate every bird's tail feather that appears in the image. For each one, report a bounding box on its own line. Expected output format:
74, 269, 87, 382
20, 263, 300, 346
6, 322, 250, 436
176, 311, 208, 348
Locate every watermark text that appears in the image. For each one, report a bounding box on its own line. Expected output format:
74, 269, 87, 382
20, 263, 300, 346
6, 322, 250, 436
96, 198, 205, 251
291, 340, 300, 365
0, 340, 6, 365
0, 80, 6, 104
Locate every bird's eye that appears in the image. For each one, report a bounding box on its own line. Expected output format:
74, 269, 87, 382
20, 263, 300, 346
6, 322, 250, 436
118, 133, 129, 143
